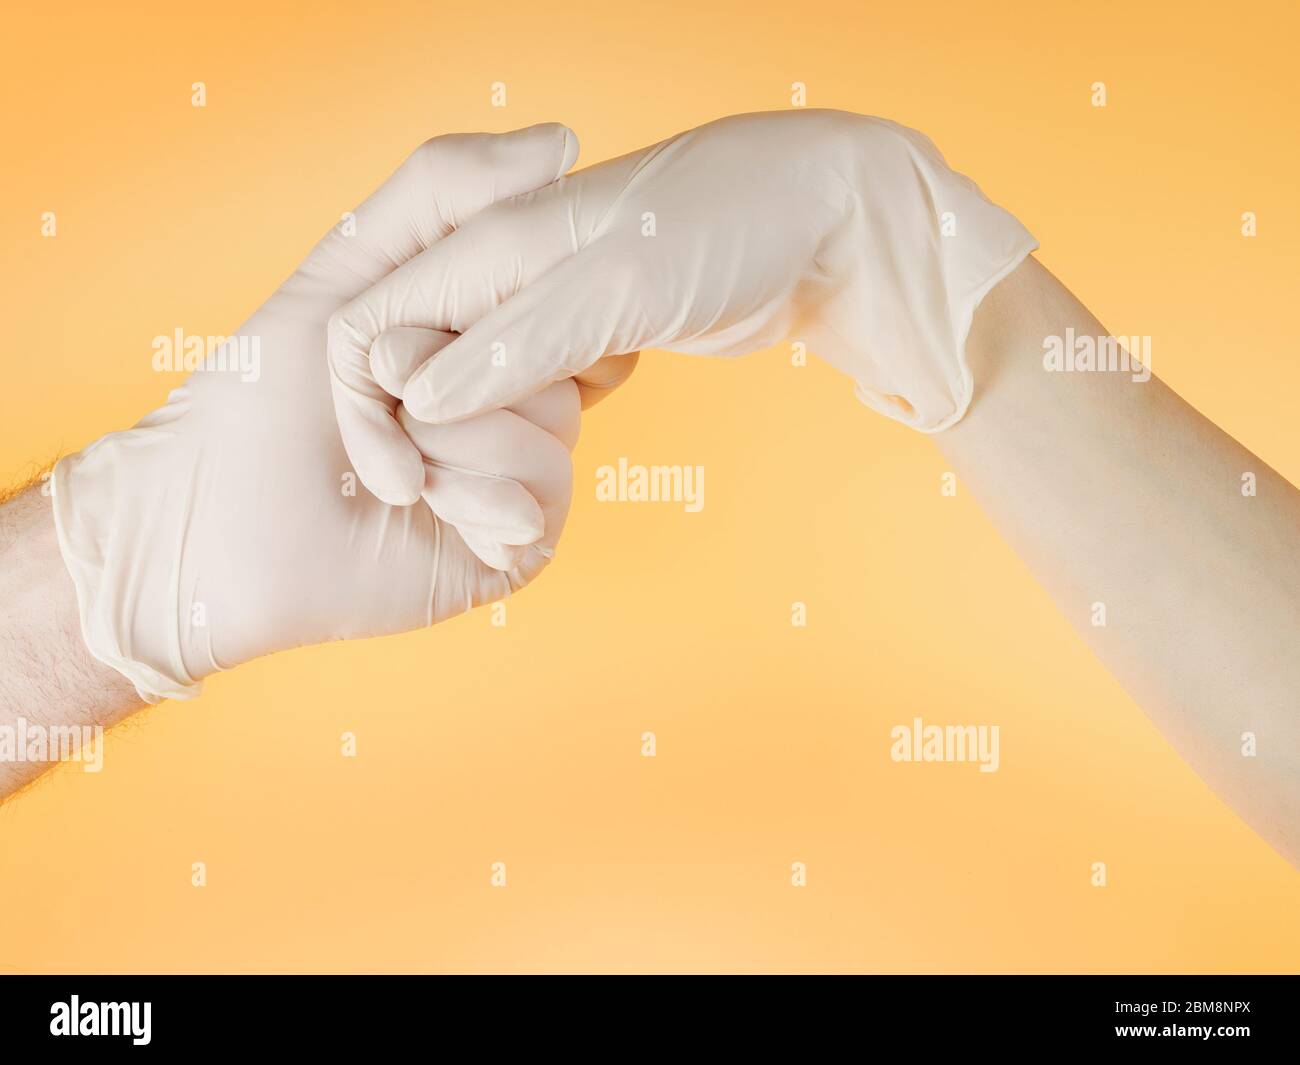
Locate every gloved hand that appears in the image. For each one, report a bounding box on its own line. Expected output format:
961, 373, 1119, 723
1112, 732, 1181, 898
53, 125, 583, 703
327, 109, 1037, 505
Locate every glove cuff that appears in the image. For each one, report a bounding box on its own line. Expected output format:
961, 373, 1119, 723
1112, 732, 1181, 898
840, 118, 1039, 431
52, 436, 203, 704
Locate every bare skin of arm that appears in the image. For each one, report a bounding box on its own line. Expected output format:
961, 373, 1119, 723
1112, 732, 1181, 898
0, 485, 138, 796
941, 255, 1299, 865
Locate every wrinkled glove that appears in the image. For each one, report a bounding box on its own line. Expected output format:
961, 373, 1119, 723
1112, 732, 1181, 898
54, 125, 581, 702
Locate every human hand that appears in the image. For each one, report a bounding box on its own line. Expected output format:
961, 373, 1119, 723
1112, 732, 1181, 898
53, 125, 583, 702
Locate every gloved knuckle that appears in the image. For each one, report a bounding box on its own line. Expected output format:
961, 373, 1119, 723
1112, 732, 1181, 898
410, 134, 454, 173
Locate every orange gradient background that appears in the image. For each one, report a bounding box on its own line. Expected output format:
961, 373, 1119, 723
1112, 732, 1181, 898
1, 0, 1297, 972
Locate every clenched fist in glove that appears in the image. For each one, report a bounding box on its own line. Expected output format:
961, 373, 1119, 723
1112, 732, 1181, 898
52, 125, 593, 703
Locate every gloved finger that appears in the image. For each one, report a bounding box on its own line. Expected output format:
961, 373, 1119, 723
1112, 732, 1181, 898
401, 238, 659, 423
453, 522, 528, 573
398, 401, 573, 554
370, 327, 583, 450
503, 379, 582, 451
305, 123, 580, 298
371, 326, 455, 398
420, 461, 544, 545
575, 352, 639, 409
326, 125, 579, 507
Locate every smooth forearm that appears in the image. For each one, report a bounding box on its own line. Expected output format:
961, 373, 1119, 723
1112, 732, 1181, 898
940, 256, 1300, 865
0, 486, 139, 796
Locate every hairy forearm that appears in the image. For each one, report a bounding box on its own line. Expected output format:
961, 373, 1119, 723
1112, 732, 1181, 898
941, 256, 1300, 865
0, 485, 139, 796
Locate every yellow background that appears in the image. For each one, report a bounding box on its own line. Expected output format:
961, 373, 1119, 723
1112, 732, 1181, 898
1, 0, 1297, 973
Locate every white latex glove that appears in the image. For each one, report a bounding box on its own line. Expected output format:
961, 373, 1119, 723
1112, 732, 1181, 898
53, 125, 582, 703
327, 109, 1037, 504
